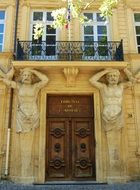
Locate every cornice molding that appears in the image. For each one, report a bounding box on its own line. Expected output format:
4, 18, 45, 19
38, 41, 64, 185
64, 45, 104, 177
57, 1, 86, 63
20, 0, 102, 9
12, 61, 128, 71
21, 0, 64, 8
125, 54, 140, 61
124, 0, 140, 10
0, 52, 13, 59
0, 0, 15, 8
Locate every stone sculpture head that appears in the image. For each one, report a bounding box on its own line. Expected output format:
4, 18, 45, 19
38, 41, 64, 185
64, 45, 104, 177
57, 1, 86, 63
20, 69, 33, 84
106, 69, 120, 85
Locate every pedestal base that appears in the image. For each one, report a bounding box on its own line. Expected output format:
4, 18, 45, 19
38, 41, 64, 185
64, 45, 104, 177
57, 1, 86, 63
107, 176, 128, 184
10, 176, 36, 184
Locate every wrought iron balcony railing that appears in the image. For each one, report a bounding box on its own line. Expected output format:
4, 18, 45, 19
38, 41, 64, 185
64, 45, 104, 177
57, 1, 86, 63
15, 40, 124, 61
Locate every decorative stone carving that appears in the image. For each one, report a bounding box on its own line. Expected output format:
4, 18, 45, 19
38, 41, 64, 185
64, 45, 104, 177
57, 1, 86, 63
2, 68, 49, 133
63, 67, 79, 87
89, 68, 134, 183
0, 62, 14, 80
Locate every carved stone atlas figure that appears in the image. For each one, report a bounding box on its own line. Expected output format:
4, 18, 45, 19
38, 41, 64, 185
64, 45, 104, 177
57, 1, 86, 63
1, 68, 49, 133
89, 68, 134, 182
1, 67, 49, 181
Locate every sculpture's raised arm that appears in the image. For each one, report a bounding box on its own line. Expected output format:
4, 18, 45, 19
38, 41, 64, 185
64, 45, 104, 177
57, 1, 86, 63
0, 69, 5, 78
89, 69, 115, 89
29, 69, 49, 89
2, 78, 17, 89
122, 68, 135, 88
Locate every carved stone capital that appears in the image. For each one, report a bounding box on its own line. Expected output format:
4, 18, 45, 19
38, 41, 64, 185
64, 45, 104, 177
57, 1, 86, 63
63, 67, 79, 87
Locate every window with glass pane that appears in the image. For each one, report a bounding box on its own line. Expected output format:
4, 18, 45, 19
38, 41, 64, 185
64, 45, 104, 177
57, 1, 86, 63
0, 11, 5, 52
84, 13, 93, 20
33, 12, 43, 21
97, 13, 106, 22
31, 11, 57, 57
134, 13, 140, 22
46, 12, 54, 21
46, 25, 56, 55
83, 12, 109, 58
134, 13, 140, 53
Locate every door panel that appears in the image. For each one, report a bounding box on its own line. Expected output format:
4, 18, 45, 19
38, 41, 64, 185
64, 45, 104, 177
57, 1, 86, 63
72, 118, 95, 179
46, 118, 95, 180
46, 118, 69, 179
46, 95, 95, 181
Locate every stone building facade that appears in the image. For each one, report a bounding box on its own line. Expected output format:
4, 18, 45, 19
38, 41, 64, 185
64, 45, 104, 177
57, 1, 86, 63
0, 0, 140, 184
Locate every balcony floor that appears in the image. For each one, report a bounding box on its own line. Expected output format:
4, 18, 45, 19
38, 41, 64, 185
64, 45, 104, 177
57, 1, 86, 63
12, 60, 127, 71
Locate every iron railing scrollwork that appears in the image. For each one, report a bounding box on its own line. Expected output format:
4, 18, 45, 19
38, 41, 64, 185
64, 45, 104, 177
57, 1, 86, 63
15, 40, 124, 61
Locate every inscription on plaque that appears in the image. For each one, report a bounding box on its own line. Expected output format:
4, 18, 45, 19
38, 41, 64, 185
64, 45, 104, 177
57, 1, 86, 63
47, 95, 93, 117
60, 99, 80, 113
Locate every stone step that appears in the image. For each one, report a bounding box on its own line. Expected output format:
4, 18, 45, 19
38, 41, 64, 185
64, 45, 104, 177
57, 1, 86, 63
0, 182, 140, 190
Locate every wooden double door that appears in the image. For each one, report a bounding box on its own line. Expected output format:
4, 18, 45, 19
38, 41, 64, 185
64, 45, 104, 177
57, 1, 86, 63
46, 95, 96, 181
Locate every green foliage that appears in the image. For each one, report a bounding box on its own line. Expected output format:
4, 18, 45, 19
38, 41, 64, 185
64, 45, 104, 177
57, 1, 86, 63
99, 0, 119, 16
33, 23, 44, 40
33, 0, 120, 39
51, 0, 88, 28
51, 8, 67, 28
51, 0, 120, 29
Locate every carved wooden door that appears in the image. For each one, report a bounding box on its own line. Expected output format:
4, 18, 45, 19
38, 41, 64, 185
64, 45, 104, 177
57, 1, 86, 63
46, 118, 70, 179
46, 95, 95, 181
46, 117, 95, 180
71, 118, 95, 179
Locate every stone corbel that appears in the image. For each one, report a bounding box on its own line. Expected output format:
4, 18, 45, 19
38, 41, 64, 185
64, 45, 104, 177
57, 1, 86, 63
63, 67, 79, 87
136, 148, 140, 158
21, 0, 30, 7
0, 152, 5, 157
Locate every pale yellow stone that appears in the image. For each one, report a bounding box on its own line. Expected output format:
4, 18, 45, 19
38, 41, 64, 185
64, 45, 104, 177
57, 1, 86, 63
0, 0, 140, 184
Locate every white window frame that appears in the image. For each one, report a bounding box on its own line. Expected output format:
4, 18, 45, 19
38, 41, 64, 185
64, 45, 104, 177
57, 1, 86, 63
0, 10, 6, 52
82, 12, 111, 60
30, 10, 59, 60
134, 12, 140, 53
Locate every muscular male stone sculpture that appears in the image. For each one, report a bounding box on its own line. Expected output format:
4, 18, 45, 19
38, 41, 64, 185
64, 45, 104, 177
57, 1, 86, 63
89, 68, 132, 131
2, 68, 49, 133
1, 68, 49, 182
89, 68, 133, 183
